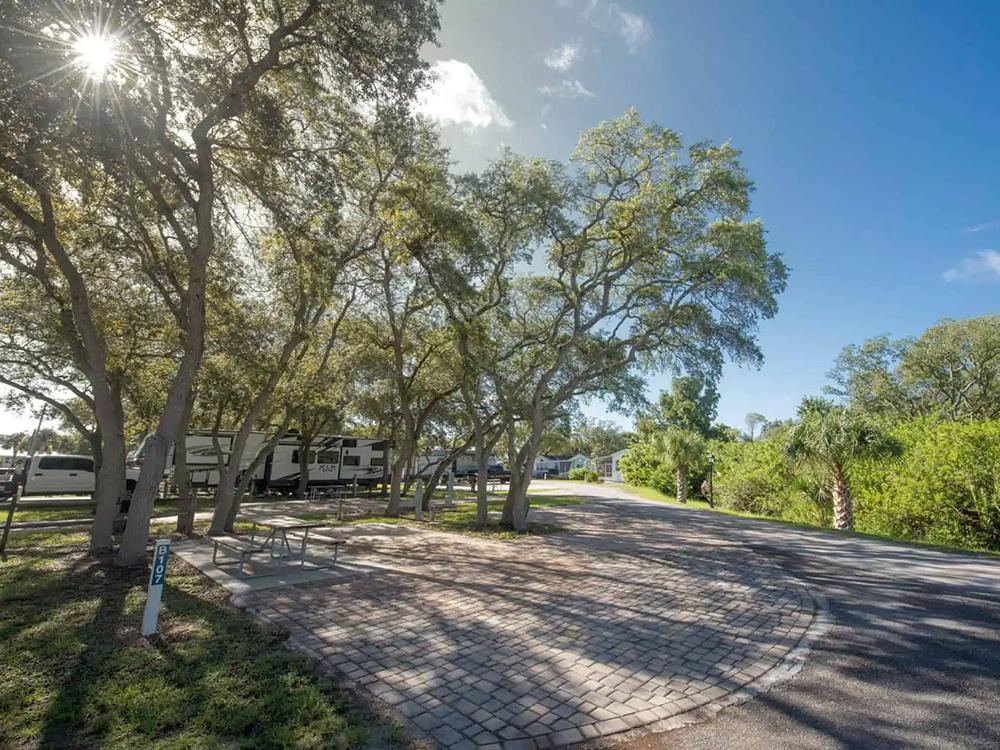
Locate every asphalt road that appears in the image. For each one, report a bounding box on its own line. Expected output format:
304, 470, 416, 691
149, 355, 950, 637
534, 482, 1000, 750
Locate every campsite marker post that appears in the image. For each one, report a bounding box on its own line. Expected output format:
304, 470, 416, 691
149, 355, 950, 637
445, 472, 454, 507
142, 538, 171, 637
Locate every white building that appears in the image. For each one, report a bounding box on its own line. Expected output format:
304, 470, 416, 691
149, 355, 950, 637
596, 448, 628, 482
533, 453, 590, 477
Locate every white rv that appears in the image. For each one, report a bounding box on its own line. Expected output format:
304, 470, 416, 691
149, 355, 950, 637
129, 430, 390, 494
414, 447, 508, 478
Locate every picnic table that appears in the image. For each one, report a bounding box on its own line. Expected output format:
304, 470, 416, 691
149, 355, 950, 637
211, 514, 343, 574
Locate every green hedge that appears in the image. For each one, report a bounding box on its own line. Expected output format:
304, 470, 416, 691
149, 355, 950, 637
618, 441, 675, 494
623, 419, 1000, 552
852, 419, 1000, 551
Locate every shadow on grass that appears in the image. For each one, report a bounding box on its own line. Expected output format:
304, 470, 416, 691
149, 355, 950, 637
0, 549, 399, 749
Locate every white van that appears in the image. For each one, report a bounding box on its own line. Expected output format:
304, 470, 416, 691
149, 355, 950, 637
15, 454, 96, 495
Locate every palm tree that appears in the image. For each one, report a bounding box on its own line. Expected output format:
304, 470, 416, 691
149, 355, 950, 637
656, 427, 704, 503
785, 398, 900, 530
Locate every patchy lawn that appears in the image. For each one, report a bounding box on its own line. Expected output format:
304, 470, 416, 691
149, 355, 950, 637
3, 498, 217, 526
2, 506, 95, 523
0, 535, 409, 749
344, 495, 584, 539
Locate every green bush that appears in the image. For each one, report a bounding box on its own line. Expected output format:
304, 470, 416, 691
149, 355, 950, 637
705, 417, 1000, 551
710, 438, 796, 515
852, 419, 1000, 550
618, 442, 674, 494
567, 467, 602, 482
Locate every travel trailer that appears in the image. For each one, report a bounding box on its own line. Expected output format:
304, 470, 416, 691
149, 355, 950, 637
414, 447, 506, 480
129, 430, 391, 494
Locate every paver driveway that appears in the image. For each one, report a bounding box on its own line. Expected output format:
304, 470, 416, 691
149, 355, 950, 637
237, 497, 822, 749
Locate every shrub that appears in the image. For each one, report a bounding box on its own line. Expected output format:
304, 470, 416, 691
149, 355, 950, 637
584, 469, 600, 482
618, 441, 674, 494
710, 438, 795, 515
852, 419, 1000, 550
567, 467, 588, 480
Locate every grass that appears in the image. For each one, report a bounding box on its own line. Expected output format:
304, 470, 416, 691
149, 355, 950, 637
0, 492, 587, 747
3, 498, 217, 526
0, 535, 408, 749
343, 495, 584, 539
3, 507, 96, 523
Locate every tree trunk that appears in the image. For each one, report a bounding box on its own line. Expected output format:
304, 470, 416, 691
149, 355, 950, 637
296, 433, 314, 499
116, 309, 206, 566
500, 421, 520, 527
174, 431, 195, 536
831, 466, 854, 530
174, 391, 196, 535
385, 436, 413, 516
475, 435, 490, 525
501, 421, 539, 532
225, 424, 287, 531
676, 464, 688, 504
90, 388, 126, 554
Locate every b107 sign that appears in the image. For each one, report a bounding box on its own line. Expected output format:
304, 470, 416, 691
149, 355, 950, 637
150, 541, 169, 585
142, 539, 171, 637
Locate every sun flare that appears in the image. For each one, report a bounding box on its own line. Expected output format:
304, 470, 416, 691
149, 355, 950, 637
72, 32, 118, 81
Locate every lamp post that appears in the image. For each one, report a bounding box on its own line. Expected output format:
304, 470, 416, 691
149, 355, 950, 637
707, 452, 715, 508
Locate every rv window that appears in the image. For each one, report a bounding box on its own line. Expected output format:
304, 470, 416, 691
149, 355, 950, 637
342, 455, 360, 466
341, 439, 358, 448
370, 456, 384, 466
292, 450, 317, 465
317, 451, 340, 464
38, 456, 93, 472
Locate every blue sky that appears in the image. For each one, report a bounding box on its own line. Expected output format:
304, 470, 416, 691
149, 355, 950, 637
2, 1, 998, 437
418, 0, 1000, 431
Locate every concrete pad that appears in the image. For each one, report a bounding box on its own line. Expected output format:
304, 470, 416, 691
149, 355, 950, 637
171, 538, 387, 595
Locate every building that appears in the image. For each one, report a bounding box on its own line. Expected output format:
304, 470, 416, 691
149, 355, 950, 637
596, 448, 628, 483
533, 453, 590, 478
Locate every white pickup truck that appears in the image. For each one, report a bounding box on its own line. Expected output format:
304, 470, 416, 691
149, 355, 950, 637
4, 454, 144, 498
9, 454, 98, 495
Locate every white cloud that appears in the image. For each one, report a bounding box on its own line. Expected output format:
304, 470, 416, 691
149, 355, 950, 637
615, 8, 652, 51
415, 60, 512, 130
544, 41, 582, 72
538, 79, 595, 98
961, 220, 1000, 234
581, 1, 652, 52
942, 250, 1000, 282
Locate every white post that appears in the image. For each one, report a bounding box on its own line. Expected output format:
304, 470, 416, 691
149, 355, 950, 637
445, 472, 454, 507
142, 538, 171, 637
352, 477, 358, 497
413, 479, 424, 521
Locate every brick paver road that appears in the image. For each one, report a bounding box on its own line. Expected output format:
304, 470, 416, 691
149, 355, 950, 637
237, 498, 821, 749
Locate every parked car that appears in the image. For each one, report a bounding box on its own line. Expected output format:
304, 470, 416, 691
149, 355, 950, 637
467, 464, 510, 487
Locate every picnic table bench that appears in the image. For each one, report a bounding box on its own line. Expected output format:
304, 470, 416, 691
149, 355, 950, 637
210, 514, 346, 575
211, 534, 269, 573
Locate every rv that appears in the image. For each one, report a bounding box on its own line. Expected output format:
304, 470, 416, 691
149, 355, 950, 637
129, 430, 391, 494
414, 447, 509, 482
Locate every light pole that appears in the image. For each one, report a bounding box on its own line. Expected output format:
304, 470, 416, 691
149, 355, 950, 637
707, 452, 715, 508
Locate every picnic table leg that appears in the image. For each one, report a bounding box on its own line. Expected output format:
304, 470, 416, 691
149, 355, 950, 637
300, 528, 310, 568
